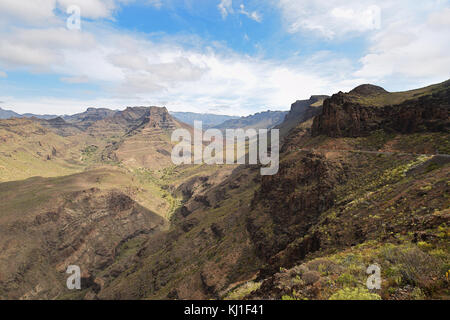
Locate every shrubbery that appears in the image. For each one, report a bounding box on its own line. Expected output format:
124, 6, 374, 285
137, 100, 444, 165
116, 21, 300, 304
329, 287, 381, 300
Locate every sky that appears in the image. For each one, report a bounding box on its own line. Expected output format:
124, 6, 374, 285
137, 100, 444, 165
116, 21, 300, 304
0, 0, 449, 116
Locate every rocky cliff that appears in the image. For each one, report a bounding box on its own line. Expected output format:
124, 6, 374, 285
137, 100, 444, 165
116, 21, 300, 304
277, 95, 329, 139
312, 82, 450, 137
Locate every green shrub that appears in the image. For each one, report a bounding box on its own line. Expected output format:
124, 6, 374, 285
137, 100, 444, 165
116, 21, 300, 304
410, 287, 425, 300
336, 273, 357, 287
329, 287, 381, 300
381, 245, 440, 290
224, 281, 261, 300
417, 241, 433, 251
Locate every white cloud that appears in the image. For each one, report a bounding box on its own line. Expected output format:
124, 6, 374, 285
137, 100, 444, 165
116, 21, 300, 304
0, 1, 369, 116
60, 75, 90, 83
239, 4, 262, 22
330, 6, 380, 31
0, 0, 134, 26
2, 0, 448, 116
354, 4, 450, 83
428, 7, 450, 28
0, 27, 96, 71
0, 0, 58, 26
0, 71, 7, 78
0, 18, 348, 115
218, 0, 233, 19
275, 0, 450, 85
276, 0, 386, 38
218, 1, 262, 22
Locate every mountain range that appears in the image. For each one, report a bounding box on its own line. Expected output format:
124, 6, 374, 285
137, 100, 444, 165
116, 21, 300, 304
169, 112, 239, 129
0, 107, 60, 120
213, 110, 288, 131
0, 107, 288, 132
0, 80, 448, 300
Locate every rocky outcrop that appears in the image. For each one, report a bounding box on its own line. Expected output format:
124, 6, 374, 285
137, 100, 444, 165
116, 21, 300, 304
64, 108, 117, 129
312, 85, 450, 137
277, 95, 329, 138
128, 107, 178, 133
286, 96, 329, 123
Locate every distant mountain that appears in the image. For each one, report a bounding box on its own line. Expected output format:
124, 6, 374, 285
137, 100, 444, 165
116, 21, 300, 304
22, 113, 60, 120
63, 107, 117, 128
213, 110, 288, 131
0, 107, 59, 120
170, 112, 239, 128
0, 107, 21, 119
110, 107, 190, 169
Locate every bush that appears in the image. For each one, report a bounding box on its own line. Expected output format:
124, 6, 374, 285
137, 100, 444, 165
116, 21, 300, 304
410, 287, 425, 300
381, 245, 441, 291
329, 287, 381, 300
336, 273, 357, 287
224, 281, 261, 300
302, 271, 321, 285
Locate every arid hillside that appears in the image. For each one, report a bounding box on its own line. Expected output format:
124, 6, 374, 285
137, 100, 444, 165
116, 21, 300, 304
0, 80, 448, 300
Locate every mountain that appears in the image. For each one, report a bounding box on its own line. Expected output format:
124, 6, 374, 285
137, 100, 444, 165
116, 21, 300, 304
213, 110, 288, 131
0, 107, 21, 119
243, 80, 450, 300
63, 107, 118, 128
0, 80, 449, 300
22, 113, 61, 120
107, 107, 190, 170
97, 80, 448, 300
170, 112, 239, 129
0, 106, 189, 182
313, 81, 450, 137
0, 107, 59, 120
276, 95, 329, 139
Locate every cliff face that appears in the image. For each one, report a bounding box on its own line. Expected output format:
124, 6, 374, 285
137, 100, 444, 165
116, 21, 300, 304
129, 107, 178, 132
247, 152, 344, 276
277, 95, 329, 138
312, 84, 450, 137
288, 96, 329, 120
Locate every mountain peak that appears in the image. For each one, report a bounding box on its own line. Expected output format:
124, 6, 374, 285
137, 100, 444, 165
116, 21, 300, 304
349, 84, 388, 96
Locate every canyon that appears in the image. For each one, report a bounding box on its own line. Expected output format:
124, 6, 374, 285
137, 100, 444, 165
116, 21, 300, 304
0, 80, 448, 300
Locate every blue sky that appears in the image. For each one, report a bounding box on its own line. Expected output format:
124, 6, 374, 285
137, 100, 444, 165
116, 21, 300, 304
0, 0, 449, 116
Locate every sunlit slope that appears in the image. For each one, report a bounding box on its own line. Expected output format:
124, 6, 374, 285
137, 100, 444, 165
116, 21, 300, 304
347, 79, 450, 107
0, 118, 86, 182
0, 168, 168, 299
